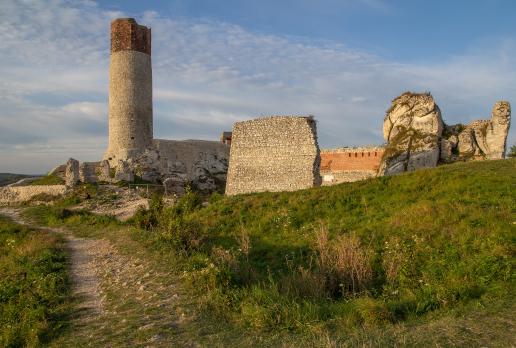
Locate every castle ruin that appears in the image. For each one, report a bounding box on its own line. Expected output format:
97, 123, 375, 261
225, 116, 321, 195
101, 18, 229, 193
42, 19, 511, 197
104, 18, 153, 162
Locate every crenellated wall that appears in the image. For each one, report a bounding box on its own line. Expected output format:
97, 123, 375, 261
320, 146, 384, 184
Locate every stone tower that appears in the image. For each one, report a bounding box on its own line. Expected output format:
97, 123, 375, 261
104, 18, 153, 162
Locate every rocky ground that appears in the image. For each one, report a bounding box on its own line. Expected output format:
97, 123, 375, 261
73, 185, 149, 221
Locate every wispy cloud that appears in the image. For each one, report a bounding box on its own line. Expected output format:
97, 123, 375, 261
0, 0, 514, 173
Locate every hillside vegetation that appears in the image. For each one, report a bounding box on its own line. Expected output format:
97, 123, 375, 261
0, 216, 69, 347
26, 159, 515, 345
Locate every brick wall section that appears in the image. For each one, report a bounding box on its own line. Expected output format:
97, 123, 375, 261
111, 18, 151, 55
320, 147, 384, 184
320, 147, 384, 171
225, 116, 321, 195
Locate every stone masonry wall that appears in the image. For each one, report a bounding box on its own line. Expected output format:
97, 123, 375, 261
0, 185, 67, 204
320, 147, 384, 184
154, 139, 229, 180
225, 116, 321, 195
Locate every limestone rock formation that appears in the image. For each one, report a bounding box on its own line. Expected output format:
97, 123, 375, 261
442, 101, 511, 161
192, 152, 229, 192
379, 92, 443, 175
79, 162, 99, 183
163, 177, 186, 196
98, 160, 112, 182
380, 94, 511, 175
114, 160, 134, 182
486, 101, 511, 158
65, 158, 80, 187
130, 149, 162, 183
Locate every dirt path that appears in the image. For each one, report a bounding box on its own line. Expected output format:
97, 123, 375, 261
0, 208, 104, 319
0, 207, 184, 347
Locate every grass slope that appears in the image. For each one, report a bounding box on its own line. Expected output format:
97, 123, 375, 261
0, 216, 69, 347
23, 159, 516, 346
151, 159, 515, 337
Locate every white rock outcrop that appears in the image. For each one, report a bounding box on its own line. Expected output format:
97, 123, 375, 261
114, 160, 134, 182
79, 162, 99, 183
379, 92, 443, 175
65, 158, 80, 187
443, 101, 511, 161
98, 160, 112, 182
380, 94, 511, 174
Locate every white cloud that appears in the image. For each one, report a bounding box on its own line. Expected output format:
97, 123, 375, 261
0, 0, 514, 173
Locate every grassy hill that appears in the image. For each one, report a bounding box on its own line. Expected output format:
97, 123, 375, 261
0, 173, 35, 187
26, 158, 516, 346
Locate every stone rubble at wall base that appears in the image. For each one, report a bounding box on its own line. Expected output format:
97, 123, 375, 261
51, 140, 230, 195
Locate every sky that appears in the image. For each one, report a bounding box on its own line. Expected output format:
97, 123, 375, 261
1, 0, 515, 174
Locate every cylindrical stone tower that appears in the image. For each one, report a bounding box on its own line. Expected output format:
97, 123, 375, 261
104, 18, 153, 162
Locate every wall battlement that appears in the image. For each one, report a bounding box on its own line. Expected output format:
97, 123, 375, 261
320, 147, 384, 172
319, 146, 384, 184
111, 18, 151, 55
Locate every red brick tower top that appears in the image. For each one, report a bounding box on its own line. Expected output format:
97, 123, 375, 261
111, 18, 151, 55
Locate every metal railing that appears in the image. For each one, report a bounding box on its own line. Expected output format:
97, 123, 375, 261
127, 183, 165, 197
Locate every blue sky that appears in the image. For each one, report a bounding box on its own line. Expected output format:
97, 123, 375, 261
0, 0, 515, 173
103, 0, 516, 61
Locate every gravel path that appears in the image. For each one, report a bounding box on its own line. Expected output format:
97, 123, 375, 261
0, 208, 104, 319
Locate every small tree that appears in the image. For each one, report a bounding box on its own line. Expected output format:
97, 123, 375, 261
509, 144, 516, 158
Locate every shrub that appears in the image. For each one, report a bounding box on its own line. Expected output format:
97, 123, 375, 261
508, 144, 516, 158
314, 226, 373, 297
131, 194, 163, 230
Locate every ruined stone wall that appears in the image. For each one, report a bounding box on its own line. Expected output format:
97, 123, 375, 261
321, 171, 376, 185
225, 116, 321, 195
320, 147, 384, 184
104, 18, 153, 163
153, 139, 230, 181
0, 185, 67, 204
